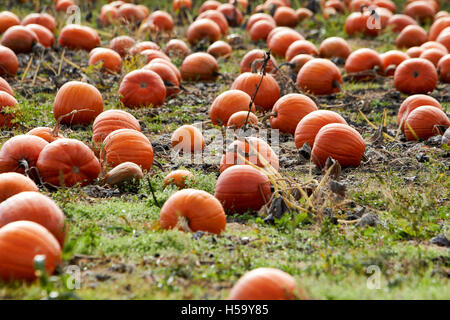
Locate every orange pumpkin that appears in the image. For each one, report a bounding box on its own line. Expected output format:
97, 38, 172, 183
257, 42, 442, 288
210, 90, 255, 126
267, 29, 304, 57
249, 19, 276, 41
419, 48, 445, 67
404, 1, 435, 23
437, 27, 450, 52
27, 127, 64, 143
246, 13, 276, 32
240, 49, 278, 73
312, 123, 365, 168
119, 69, 166, 108
217, 3, 243, 26
296, 8, 313, 21
171, 125, 205, 153
101, 129, 154, 171
285, 40, 318, 61
88, 48, 122, 73
0, 221, 61, 282
129, 41, 160, 56
25, 24, 54, 48
148, 10, 174, 32
345, 48, 383, 80
143, 61, 180, 97
199, 0, 222, 13
0, 191, 66, 246
374, 0, 396, 12
429, 17, 450, 41
163, 170, 195, 189
227, 111, 259, 128
0, 11, 20, 34
0, 173, 38, 203
274, 6, 298, 27
100, 4, 119, 26
0, 26, 38, 53
180, 53, 219, 81
319, 37, 352, 59
404, 106, 449, 140
139, 49, 170, 64
109, 36, 136, 58
173, 0, 193, 11
297, 58, 342, 95
164, 39, 190, 58
21, 13, 56, 32
214, 165, 271, 214
187, 18, 221, 45
270, 94, 318, 135
160, 189, 226, 234
55, 0, 75, 12
420, 41, 448, 54
231, 72, 280, 110
92, 109, 141, 146
397, 94, 442, 129
396, 25, 428, 48
197, 10, 229, 35
58, 24, 100, 51
406, 46, 425, 58
394, 58, 438, 94
379, 50, 409, 76
0, 76, 13, 96
150, 58, 181, 82
437, 54, 450, 82
294, 110, 348, 149
117, 3, 146, 23
0, 45, 18, 76
207, 41, 232, 59
387, 14, 418, 33
0, 91, 17, 128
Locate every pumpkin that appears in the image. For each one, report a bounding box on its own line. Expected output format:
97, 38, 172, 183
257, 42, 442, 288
100, 4, 119, 26
345, 48, 383, 80
227, 111, 259, 128
404, 1, 435, 23
217, 3, 243, 27
319, 37, 351, 60
139, 49, 170, 64
294, 110, 348, 149
274, 6, 298, 27
88, 48, 122, 73
266, 27, 292, 46
285, 40, 318, 61
27, 127, 64, 143
109, 36, 136, 58
0, 173, 38, 203
0, 191, 66, 246
324, 0, 346, 13
296, 8, 313, 21
344, 12, 365, 36
210, 90, 255, 126
437, 54, 450, 82
171, 125, 205, 153
164, 39, 190, 58
0, 135, 48, 175
58, 24, 100, 51
150, 58, 181, 82
349, 0, 371, 11
163, 169, 195, 189
267, 29, 304, 57
379, 50, 409, 76
197, 10, 229, 35
101, 129, 154, 171
249, 20, 276, 41
199, 1, 222, 13
240, 49, 278, 74
0, 26, 38, 53
374, 0, 396, 12
387, 14, 418, 33
109, 1, 126, 9
36, 138, 100, 187
92, 109, 141, 147
53, 81, 103, 125
119, 69, 166, 108
429, 17, 450, 41
394, 58, 438, 94
312, 123, 365, 168
419, 48, 445, 67
435, 11, 450, 21
104, 162, 143, 187
404, 106, 449, 140
0, 76, 13, 96
396, 25, 428, 48
437, 27, 450, 52
232, 72, 280, 111
143, 62, 180, 97
25, 24, 54, 48
420, 41, 448, 54
229, 268, 301, 300
129, 41, 160, 56
297, 58, 342, 95
0, 11, 20, 34
0, 221, 61, 281
148, 10, 174, 32
246, 13, 276, 32
406, 46, 425, 58
180, 52, 219, 81
55, 0, 75, 12
0, 91, 17, 128
270, 94, 318, 135
442, 127, 450, 146
173, 0, 193, 11
397, 94, 442, 129
137, 5, 150, 19
0, 45, 18, 76
160, 189, 226, 234
117, 3, 146, 23
187, 18, 221, 45
220, 137, 279, 173
21, 13, 56, 32
207, 41, 232, 59
214, 165, 271, 214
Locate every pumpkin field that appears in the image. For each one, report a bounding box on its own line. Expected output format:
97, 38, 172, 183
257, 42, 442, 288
0, 0, 449, 301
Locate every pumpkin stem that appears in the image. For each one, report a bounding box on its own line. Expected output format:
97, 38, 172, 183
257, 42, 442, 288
413, 71, 419, 78
56, 108, 94, 126
177, 215, 192, 233
18, 159, 30, 176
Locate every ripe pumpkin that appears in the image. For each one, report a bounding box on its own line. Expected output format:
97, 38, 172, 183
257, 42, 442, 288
420, 41, 448, 54
324, 0, 346, 14
180, 53, 219, 81
214, 165, 271, 214
374, 0, 396, 12
25, 24, 54, 48
27, 127, 64, 143
312, 123, 365, 168
160, 189, 226, 234
387, 14, 418, 33
296, 8, 313, 21
0, 173, 38, 203
419, 48, 445, 67
285, 40, 318, 61
396, 25, 428, 49
0, 11, 20, 34
274, 6, 298, 27
0, 220, 61, 282
197, 10, 229, 35
0, 26, 38, 53
164, 39, 190, 58
100, 4, 119, 26
270, 94, 318, 135
119, 69, 166, 108
173, 0, 193, 11
117, 3, 146, 23
229, 268, 301, 300
266, 27, 292, 47
0, 45, 18, 76
207, 41, 232, 59
319, 37, 352, 60
429, 17, 450, 41
345, 48, 383, 80
109, 36, 136, 58
58, 24, 100, 51
379, 50, 409, 76
240, 49, 278, 74
88, 48, 122, 73
435, 11, 449, 21
199, 1, 221, 13
437, 27, 450, 52
187, 18, 221, 45
148, 10, 174, 32
437, 54, 450, 82
21, 13, 56, 32
171, 125, 205, 153
404, 106, 449, 140
404, 1, 435, 23
129, 41, 160, 56
104, 162, 143, 187
92, 109, 141, 147
394, 58, 438, 94
0, 191, 66, 246
249, 20, 276, 41
150, 58, 181, 83
210, 90, 255, 126
220, 137, 279, 173
55, 0, 75, 12
344, 12, 365, 36
217, 3, 243, 27
231, 72, 280, 110
101, 129, 154, 171
297, 58, 342, 95
0, 76, 13, 96
53, 81, 103, 125
294, 110, 348, 149
397, 94, 442, 129
268, 29, 304, 57
163, 170, 195, 189
227, 111, 259, 128
139, 49, 170, 64
406, 46, 425, 58
246, 13, 275, 31
0, 135, 48, 175
0, 91, 17, 128
36, 138, 100, 187
143, 62, 180, 97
